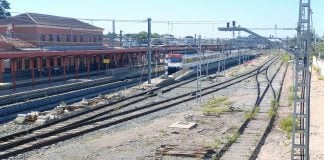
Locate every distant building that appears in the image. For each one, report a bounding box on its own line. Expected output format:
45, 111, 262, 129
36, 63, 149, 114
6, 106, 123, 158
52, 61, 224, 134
161, 34, 177, 45
184, 36, 195, 45
0, 13, 104, 50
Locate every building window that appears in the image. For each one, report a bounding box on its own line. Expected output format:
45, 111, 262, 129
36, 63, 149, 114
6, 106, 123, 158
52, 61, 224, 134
80, 35, 83, 42
56, 35, 60, 42
93, 36, 97, 42
66, 35, 70, 42
25, 59, 30, 69
98, 35, 102, 42
88, 35, 91, 42
49, 34, 53, 41
40, 34, 46, 41
73, 35, 77, 42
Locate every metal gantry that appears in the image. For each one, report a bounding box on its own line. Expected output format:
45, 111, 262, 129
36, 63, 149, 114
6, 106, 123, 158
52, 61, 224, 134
291, 0, 312, 159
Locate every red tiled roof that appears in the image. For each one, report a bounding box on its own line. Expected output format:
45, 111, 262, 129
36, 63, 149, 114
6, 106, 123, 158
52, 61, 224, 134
0, 13, 103, 30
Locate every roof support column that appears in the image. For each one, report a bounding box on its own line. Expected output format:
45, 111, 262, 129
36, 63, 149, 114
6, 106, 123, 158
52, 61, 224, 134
96, 55, 100, 75
16, 58, 21, 81
11, 59, 16, 91
87, 55, 90, 79
37, 57, 42, 78
30, 58, 35, 88
62, 56, 66, 82
54, 56, 58, 68
21, 58, 25, 70
0, 59, 3, 83
75, 56, 79, 80
47, 57, 51, 85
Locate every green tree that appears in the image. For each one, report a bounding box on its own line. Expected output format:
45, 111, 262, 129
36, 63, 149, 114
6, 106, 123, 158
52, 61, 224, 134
136, 31, 147, 40
151, 33, 160, 38
0, 0, 10, 19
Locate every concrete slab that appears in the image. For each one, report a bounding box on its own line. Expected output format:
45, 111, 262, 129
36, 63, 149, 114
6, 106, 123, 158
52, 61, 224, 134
168, 121, 197, 129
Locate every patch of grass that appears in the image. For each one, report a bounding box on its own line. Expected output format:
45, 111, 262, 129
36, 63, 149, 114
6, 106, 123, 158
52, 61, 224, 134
268, 108, 276, 118
159, 128, 168, 136
288, 86, 294, 107
318, 76, 324, 81
281, 53, 291, 62
226, 132, 240, 144
229, 125, 239, 130
202, 107, 230, 115
313, 65, 321, 74
209, 138, 222, 149
205, 96, 228, 106
202, 96, 234, 116
271, 99, 278, 108
268, 100, 278, 118
223, 100, 234, 106
197, 119, 209, 124
114, 105, 121, 111
289, 86, 295, 93
279, 115, 293, 138
245, 106, 259, 120
288, 93, 294, 107
288, 86, 293, 92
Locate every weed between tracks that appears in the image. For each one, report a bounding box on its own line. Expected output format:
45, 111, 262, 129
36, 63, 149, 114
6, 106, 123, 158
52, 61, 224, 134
226, 132, 239, 144
279, 115, 293, 139
207, 131, 240, 150
244, 106, 259, 120
202, 96, 235, 116
268, 99, 279, 118
208, 138, 223, 149
280, 53, 291, 63
288, 86, 294, 108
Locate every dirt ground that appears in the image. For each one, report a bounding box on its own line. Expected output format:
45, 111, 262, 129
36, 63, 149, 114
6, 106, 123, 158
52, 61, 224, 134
309, 72, 324, 159
256, 64, 292, 160
257, 66, 324, 160
26, 56, 271, 160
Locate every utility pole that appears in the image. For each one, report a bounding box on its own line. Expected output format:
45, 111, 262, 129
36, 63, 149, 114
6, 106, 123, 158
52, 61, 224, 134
275, 24, 278, 50
119, 30, 122, 47
196, 35, 202, 103
112, 20, 115, 47
164, 49, 168, 77
291, 0, 312, 159
147, 18, 152, 84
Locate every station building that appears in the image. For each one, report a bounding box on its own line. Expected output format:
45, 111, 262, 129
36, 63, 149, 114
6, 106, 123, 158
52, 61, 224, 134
0, 13, 104, 50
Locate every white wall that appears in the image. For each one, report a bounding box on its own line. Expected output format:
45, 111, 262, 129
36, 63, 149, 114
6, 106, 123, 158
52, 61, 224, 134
313, 56, 324, 76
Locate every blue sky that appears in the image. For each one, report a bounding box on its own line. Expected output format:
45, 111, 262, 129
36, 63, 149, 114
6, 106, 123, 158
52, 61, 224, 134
7, 0, 324, 38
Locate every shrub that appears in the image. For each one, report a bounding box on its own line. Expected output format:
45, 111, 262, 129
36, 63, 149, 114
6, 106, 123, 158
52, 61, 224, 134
226, 132, 239, 144
202, 96, 233, 115
281, 53, 291, 62
319, 76, 324, 81
268, 108, 275, 118
245, 106, 259, 120
279, 115, 293, 137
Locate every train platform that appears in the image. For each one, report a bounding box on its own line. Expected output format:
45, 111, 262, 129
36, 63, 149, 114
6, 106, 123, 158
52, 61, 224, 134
0, 66, 164, 95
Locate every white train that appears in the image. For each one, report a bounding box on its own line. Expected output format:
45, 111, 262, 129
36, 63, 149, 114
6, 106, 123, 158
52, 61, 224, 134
166, 49, 256, 74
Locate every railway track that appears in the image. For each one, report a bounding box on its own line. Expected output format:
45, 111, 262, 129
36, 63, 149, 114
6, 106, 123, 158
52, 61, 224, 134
0, 69, 154, 106
0, 70, 169, 123
216, 56, 287, 160
0, 56, 277, 159
0, 55, 246, 123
